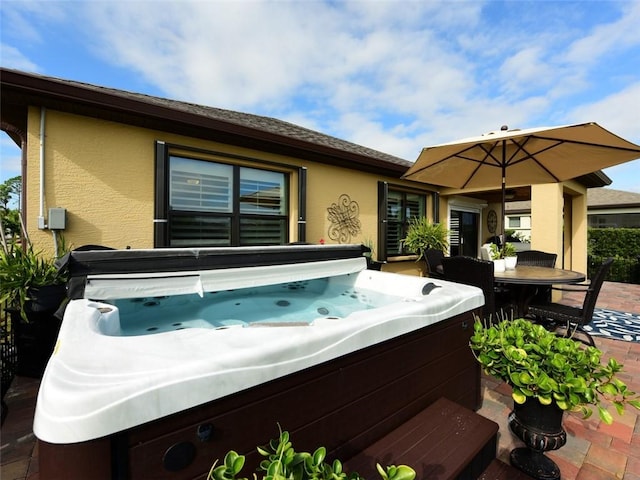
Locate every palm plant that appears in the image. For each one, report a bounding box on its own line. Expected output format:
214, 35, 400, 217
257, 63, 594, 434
0, 240, 68, 322
401, 217, 448, 261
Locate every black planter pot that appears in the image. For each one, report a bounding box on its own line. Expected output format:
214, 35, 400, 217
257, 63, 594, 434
508, 400, 567, 480
25, 284, 67, 313
12, 284, 67, 378
366, 258, 383, 271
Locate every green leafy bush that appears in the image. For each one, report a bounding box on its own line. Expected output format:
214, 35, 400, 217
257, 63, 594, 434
587, 228, 640, 284
588, 228, 640, 258
470, 318, 640, 424
588, 255, 639, 284
208, 428, 416, 480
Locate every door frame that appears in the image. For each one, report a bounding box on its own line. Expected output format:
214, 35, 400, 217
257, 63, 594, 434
447, 198, 487, 258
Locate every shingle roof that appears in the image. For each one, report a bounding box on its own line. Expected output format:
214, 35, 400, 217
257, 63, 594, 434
587, 187, 640, 207
1, 68, 411, 173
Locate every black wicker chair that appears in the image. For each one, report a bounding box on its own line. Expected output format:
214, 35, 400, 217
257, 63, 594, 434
526, 258, 613, 347
442, 256, 512, 321
515, 250, 558, 304
424, 248, 445, 279
516, 250, 557, 267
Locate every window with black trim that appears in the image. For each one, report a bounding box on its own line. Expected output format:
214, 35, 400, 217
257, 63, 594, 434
168, 155, 288, 247
378, 182, 426, 259
387, 190, 426, 255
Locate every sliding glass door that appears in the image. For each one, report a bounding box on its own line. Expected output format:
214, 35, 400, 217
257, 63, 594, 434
449, 209, 479, 257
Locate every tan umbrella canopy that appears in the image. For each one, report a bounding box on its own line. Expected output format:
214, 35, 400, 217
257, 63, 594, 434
403, 122, 640, 241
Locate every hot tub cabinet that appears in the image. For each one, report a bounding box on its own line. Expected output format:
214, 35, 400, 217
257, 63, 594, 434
36, 245, 483, 479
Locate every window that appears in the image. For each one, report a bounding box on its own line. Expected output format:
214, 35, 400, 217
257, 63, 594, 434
588, 213, 640, 228
508, 216, 521, 228
383, 187, 426, 257
167, 156, 288, 247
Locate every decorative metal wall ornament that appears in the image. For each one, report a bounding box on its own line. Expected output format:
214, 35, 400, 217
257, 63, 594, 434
327, 194, 361, 244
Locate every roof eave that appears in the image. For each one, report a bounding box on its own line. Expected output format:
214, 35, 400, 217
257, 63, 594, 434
0, 69, 408, 177
576, 171, 612, 188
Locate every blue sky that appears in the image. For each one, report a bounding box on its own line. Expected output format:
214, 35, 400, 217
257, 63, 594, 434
1, 0, 639, 192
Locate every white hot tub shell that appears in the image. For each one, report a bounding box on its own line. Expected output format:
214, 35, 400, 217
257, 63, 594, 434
34, 245, 484, 479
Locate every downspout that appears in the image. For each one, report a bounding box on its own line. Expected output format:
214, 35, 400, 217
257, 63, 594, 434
38, 107, 46, 230
37, 107, 63, 256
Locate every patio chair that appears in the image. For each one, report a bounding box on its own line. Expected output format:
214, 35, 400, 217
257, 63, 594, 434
424, 248, 445, 279
515, 250, 558, 304
516, 250, 557, 267
442, 256, 512, 321
526, 258, 613, 347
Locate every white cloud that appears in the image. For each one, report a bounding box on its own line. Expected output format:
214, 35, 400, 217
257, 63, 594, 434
0, 43, 39, 72
1, 0, 638, 189
564, 1, 640, 66
568, 83, 640, 144
498, 47, 556, 98
569, 81, 640, 193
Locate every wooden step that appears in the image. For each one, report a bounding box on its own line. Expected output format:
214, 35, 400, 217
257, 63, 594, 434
478, 459, 536, 479
345, 397, 499, 480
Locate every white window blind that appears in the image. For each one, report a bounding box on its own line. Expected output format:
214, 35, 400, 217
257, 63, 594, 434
170, 157, 233, 212
240, 167, 285, 215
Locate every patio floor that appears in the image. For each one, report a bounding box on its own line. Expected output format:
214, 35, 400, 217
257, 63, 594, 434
2, 281, 639, 480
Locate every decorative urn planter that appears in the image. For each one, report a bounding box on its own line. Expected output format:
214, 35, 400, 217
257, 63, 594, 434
470, 318, 640, 480
508, 400, 567, 480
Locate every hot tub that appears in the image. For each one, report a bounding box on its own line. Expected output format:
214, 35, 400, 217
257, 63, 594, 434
35, 245, 484, 479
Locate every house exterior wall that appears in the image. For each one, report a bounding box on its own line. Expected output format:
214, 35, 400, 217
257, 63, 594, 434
22, 107, 429, 277
531, 183, 564, 259
565, 180, 588, 276
529, 182, 589, 298
504, 213, 531, 242
26, 108, 158, 251
18, 105, 590, 282
483, 201, 502, 244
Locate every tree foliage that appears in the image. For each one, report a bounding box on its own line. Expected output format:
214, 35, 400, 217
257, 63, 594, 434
0, 176, 22, 238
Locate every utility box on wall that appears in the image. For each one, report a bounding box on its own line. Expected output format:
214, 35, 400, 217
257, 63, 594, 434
48, 208, 66, 230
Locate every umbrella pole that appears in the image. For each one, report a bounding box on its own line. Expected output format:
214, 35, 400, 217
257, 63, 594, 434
501, 141, 506, 248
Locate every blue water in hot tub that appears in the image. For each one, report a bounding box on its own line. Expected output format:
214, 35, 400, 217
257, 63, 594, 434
112, 276, 397, 336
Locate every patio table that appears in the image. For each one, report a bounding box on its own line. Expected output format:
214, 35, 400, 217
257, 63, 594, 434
494, 265, 586, 317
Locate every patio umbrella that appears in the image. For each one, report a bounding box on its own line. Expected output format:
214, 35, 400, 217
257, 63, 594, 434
403, 122, 640, 241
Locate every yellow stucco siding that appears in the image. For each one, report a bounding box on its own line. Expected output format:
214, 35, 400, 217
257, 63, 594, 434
26, 109, 156, 253
305, 162, 380, 246
19, 107, 591, 282
24, 107, 424, 261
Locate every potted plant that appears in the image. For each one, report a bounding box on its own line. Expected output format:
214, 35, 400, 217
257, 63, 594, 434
401, 217, 448, 275
362, 237, 383, 271
488, 243, 506, 272
0, 240, 68, 377
209, 427, 416, 480
502, 242, 517, 270
470, 318, 640, 479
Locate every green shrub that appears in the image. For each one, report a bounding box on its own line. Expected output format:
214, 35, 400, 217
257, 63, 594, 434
587, 229, 640, 284
208, 428, 416, 480
588, 228, 640, 258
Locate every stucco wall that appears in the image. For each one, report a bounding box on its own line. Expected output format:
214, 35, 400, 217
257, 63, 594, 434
26, 108, 155, 253
24, 107, 430, 267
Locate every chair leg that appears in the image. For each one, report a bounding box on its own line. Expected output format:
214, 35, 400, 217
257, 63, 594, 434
553, 322, 595, 347
576, 326, 596, 347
